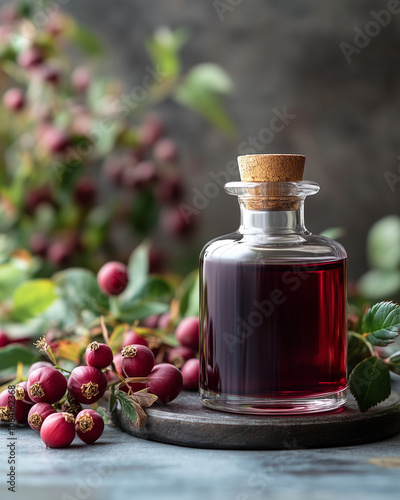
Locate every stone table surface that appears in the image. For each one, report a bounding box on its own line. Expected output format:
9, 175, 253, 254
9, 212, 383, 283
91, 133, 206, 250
1, 422, 400, 500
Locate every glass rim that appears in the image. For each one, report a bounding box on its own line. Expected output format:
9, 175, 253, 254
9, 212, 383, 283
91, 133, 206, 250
224, 180, 320, 198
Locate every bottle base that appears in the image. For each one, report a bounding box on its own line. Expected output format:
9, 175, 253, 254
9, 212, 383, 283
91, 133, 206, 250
200, 387, 348, 415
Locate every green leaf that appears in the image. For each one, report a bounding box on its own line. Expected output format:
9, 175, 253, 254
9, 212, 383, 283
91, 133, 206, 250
347, 331, 373, 373
349, 356, 391, 412
0, 345, 39, 371
130, 190, 159, 235
320, 227, 346, 240
11, 280, 57, 322
174, 63, 234, 136
119, 300, 169, 322
178, 270, 199, 317
362, 302, 400, 346
119, 241, 150, 305
358, 270, 400, 301
96, 407, 112, 425
0, 263, 27, 301
109, 324, 126, 354
145, 27, 188, 79
53, 268, 109, 314
116, 390, 138, 424
387, 351, 400, 375
71, 24, 102, 55
367, 215, 400, 271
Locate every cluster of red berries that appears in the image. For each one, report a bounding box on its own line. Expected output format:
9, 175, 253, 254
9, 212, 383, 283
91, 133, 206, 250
0, 352, 107, 448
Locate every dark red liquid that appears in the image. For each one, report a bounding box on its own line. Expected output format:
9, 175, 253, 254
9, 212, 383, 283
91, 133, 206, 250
200, 259, 347, 398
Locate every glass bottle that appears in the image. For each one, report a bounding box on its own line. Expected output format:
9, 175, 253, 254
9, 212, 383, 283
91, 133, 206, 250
199, 154, 347, 414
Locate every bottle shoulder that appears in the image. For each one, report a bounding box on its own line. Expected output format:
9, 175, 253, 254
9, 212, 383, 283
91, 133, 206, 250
200, 232, 347, 263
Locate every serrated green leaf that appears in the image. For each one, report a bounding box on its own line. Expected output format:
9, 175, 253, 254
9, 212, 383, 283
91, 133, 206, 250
362, 302, 400, 346
349, 356, 391, 412
387, 351, 400, 375
11, 279, 57, 322
109, 385, 116, 412
0, 345, 39, 371
116, 390, 138, 424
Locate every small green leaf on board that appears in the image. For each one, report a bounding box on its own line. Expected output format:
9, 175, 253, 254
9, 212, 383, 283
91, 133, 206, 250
349, 356, 391, 412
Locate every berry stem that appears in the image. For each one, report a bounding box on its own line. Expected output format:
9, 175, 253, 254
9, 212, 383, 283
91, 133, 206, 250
109, 296, 120, 318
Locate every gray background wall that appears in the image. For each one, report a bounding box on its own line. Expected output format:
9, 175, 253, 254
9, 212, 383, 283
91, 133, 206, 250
15, 1, 400, 278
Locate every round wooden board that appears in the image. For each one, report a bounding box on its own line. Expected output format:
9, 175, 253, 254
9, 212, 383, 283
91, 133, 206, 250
113, 391, 400, 450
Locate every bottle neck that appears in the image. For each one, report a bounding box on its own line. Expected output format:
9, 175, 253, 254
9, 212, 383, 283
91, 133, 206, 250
238, 199, 308, 238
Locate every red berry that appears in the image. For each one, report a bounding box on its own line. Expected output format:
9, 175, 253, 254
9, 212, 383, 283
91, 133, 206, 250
97, 261, 129, 296
75, 409, 104, 444
40, 412, 76, 448
181, 358, 199, 391
27, 367, 67, 404
29, 233, 50, 257
161, 207, 191, 236
0, 330, 9, 347
157, 175, 183, 204
47, 240, 73, 267
17, 46, 43, 70
167, 346, 195, 368
73, 178, 96, 206
67, 366, 107, 405
142, 314, 159, 328
3, 87, 25, 112
28, 361, 54, 377
147, 364, 183, 404
175, 317, 199, 350
113, 353, 123, 376
158, 312, 171, 329
15, 381, 34, 404
154, 138, 178, 163
0, 389, 31, 425
71, 66, 91, 92
28, 403, 56, 431
85, 342, 113, 369
121, 345, 155, 378
122, 330, 148, 348
41, 126, 69, 154
25, 186, 56, 216
122, 161, 157, 190
37, 64, 60, 85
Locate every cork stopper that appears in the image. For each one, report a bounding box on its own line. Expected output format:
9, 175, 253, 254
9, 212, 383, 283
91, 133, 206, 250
237, 154, 305, 210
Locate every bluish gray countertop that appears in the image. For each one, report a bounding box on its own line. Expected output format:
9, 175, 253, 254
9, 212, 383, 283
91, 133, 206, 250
1, 421, 400, 500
